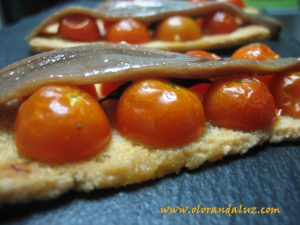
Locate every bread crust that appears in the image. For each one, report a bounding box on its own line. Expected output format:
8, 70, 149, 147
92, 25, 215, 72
0, 101, 299, 204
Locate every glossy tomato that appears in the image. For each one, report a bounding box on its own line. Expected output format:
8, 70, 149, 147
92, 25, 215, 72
115, 79, 206, 148
155, 16, 202, 41
58, 15, 101, 42
15, 84, 111, 163
105, 19, 150, 44
232, 43, 280, 86
204, 77, 276, 131
204, 11, 238, 35
270, 72, 300, 118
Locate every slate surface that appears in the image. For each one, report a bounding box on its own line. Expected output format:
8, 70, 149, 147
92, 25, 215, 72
0, 1, 299, 225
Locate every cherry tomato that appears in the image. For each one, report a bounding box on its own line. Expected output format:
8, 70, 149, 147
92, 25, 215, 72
115, 79, 206, 148
186, 50, 221, 60
232, 43, 280, 86
15, 84, 111, 163
203, 77, 276, 131
270, 72, 300, 118
58, 15, 101, 42
217, 0, 245, 8
105, 19, 150, 44
155, 16, 203, 41
204, 11, 238, 35
100, 81, 123, 97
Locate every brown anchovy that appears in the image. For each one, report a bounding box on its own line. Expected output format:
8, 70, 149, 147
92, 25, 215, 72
1, 43, 300, 104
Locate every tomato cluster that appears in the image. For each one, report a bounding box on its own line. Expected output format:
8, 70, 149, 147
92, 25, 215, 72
15, 43, 300, 164
58, 7, 241, 43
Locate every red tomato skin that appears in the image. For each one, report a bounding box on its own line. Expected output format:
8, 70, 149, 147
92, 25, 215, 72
15, 84, 111, 164
204, 11, 238, 35
105, 19, 150, 44
58, 15, 101, 42
204, 77, 277, 131
115, 79, 206, 148
270, 72, 300, 118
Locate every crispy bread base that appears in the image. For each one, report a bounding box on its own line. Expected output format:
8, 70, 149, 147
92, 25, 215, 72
0, 101, 299, 204
29, 25, 271, 52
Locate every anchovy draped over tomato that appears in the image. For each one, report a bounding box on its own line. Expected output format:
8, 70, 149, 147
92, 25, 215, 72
28, 0, 282, 52
99, 0, 281, 37
1, 43, 300, 104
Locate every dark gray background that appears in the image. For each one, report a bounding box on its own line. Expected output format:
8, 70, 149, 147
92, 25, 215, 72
0, 1, 299, 225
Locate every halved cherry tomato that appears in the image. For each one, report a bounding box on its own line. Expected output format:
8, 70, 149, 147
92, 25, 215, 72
270, 72, 300, 118
155, 16, 203, 41
232, 43, 280, 86
204, 11, 238, 35
58, 15, 101, 42
203, 77, 276, 131
217, 0, 245, 8
105, 19, 150, 44
115, 79, 205, 148
15, 84, 111, 163
186, 50, 221, 60
100, 82, 123, 97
